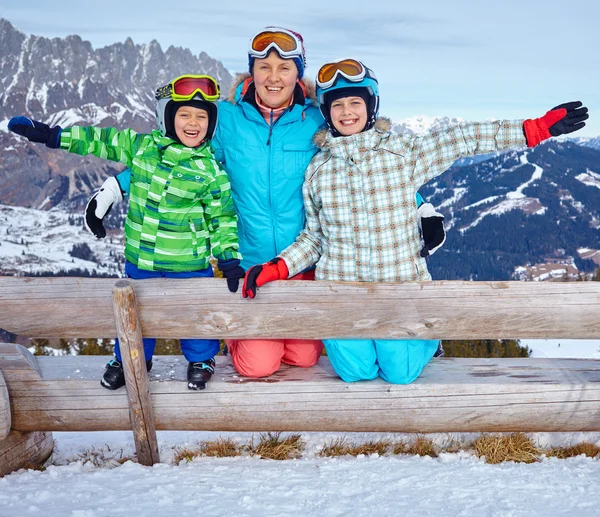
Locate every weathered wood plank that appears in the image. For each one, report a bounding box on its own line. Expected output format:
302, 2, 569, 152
113, 281, 159, 466
1, 277, 599, 339
0, 431, 54, 478
0, 343, 43, 380
5, 356, 600, 433
0, 344, 54, 476
0, 369, 10, 441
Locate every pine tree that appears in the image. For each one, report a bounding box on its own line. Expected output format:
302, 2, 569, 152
442, 339, 530, 358
31, 338, 52, 356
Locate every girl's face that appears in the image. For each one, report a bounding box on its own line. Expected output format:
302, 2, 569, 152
174, 106, 209, 147
330, 96, 367, 136
253, 52, 298, 109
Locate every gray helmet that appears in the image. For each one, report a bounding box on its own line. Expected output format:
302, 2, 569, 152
155, 84, 218, 142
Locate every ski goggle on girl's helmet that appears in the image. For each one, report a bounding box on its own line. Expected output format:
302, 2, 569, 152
316, 59, 380, 133
155, 75, 220, 140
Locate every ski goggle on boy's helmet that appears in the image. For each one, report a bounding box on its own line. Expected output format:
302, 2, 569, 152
248, 27, 306, 78
316, 59, 380, 133
155, 75, 220, 140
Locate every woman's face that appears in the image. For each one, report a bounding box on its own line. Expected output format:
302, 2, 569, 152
330, 96, 368, 137
253, 52, 298, 109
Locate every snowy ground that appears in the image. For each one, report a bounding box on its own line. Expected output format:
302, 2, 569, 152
1, 340, 600, 516
3, 430, 600, 517
525, 339, 600, 359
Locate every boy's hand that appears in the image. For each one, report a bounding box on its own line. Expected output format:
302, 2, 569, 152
242, 257, 289, 299
8, 116, 62, 148
85, 177, 124, 239
523, 101, 588, 147
218, 259, 246, 293
418, 203, 446, 257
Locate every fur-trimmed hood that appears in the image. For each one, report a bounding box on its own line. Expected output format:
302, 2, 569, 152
312, 117, 393, 149
226, 73, 317, 104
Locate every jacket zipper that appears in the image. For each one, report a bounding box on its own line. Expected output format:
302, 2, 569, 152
266, 110, 274, 145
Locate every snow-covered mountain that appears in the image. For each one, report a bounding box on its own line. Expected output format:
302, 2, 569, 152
1, 18, 599, 281
0, 18, 233, 209
571, 137, 600, 152
392, 115, 465, 136
421, 140, 600, 280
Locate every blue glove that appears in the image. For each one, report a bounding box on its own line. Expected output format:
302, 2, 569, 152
8, 116, 62, 148
217, 259, 246, 293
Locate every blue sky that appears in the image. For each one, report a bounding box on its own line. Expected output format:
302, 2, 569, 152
3, 0, 599, 136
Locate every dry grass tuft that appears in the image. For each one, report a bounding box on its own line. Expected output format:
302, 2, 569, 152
406, 436, 438, 458
474, 433, 540, 464
546, 442, 600, 459
318, 437, 350, 457
173, 447, 202, 464
199, 438, 240, 458
252, 432, 304, 460
319, 438, 391, 457
392, 440, 410, 455
346, 440, 391, 456
173, 438, 241, 463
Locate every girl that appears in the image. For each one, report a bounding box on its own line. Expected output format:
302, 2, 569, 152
242, 58, 588, 384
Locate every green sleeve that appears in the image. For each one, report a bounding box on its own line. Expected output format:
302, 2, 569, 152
59, 126, 143, 168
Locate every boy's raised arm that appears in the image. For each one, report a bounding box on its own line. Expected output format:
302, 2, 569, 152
59, 126, 139, 166
8, 116, 140, 167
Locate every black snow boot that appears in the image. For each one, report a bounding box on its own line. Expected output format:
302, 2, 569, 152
100, 358, 153, 390
187, 358, 216, 391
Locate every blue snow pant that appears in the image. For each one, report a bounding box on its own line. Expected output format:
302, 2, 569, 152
324, 339, 439, 384
113, 261, 220, 363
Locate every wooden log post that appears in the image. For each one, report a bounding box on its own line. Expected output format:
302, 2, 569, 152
0, 344, 54, 477
112, 281, 160, 466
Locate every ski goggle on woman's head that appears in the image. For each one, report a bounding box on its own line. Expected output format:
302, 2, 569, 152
155, 75, 220, 102
249, 27, 306, 64
316, 59, 377, 90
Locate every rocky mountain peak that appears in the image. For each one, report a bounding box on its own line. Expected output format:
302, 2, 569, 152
0, 18, 234, 208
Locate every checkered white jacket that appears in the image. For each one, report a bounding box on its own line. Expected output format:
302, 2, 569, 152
279, 117, 526, 282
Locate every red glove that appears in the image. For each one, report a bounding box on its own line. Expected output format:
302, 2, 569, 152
242, 258, 289, 299
523, 101, 588, 147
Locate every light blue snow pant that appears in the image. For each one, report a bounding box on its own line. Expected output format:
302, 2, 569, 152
324, 339, 439, 384
114, 261, 220, 363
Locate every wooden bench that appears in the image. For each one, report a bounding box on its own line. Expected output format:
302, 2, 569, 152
1, 276, 599, 475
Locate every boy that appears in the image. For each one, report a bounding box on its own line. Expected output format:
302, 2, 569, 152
8, 74, 245, 390
242, 58, 588, 384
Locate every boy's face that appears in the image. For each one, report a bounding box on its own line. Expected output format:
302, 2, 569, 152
174, 105, 209, 147
330, 96, 368, 137
252, 52, 298, 109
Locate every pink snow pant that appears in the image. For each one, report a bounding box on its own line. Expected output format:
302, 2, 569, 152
227, 270, 324, 377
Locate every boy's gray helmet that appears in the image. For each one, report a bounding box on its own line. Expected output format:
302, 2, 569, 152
155, 89, 218, 142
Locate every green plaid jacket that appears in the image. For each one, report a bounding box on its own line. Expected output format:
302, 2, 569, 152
60, 127, 241, 272
279, 118, 526, 282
